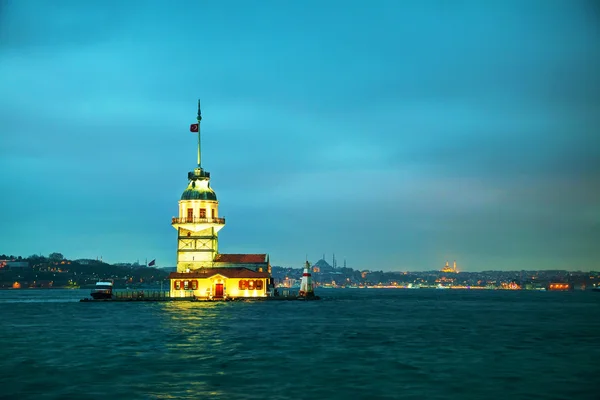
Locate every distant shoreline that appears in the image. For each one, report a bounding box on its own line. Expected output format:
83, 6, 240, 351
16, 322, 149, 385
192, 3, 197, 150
0, 287, 81, 290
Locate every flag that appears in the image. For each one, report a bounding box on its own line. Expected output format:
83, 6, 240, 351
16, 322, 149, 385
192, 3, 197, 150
148, 259, 155, 267
190, 123, 199, 132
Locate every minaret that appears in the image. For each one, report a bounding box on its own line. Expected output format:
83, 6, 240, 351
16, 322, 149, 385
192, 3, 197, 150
453, 260, 457, 272
171, 100, 226, 272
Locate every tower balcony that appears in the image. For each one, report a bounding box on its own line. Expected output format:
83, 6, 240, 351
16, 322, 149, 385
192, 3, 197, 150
171, 216, 226, 233
172, 217, 225, 225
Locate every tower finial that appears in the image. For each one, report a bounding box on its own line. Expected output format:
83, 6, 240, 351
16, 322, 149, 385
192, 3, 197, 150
196, 99, 202, 167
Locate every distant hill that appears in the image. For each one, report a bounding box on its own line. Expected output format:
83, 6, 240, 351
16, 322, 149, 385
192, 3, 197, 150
0, 254, 170, 289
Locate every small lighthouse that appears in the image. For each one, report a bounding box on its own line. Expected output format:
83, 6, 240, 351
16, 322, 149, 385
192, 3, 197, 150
298, 261, 316, 298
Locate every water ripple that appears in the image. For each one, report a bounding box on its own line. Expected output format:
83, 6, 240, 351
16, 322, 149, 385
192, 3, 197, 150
0, 289, 599, 399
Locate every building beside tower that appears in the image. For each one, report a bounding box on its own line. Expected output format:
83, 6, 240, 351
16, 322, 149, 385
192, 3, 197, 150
168, 101, 273, 299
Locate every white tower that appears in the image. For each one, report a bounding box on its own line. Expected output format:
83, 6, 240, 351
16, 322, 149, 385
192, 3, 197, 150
172, 101, 225, 272
299, 261, 315, 297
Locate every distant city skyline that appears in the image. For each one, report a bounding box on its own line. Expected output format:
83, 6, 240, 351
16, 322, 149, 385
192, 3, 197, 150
1, 1, 599, 271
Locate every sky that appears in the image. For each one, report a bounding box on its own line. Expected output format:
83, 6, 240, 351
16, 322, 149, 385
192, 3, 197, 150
1, 0, 599, 271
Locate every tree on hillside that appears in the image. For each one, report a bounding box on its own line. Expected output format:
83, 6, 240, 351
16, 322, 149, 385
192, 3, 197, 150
49, 253, 64, 261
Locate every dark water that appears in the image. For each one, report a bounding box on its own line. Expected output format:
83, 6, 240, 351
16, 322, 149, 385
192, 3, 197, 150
0, 289, 599, 400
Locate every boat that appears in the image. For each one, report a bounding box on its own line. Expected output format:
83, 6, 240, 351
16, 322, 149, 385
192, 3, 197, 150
90, 281, 114, 300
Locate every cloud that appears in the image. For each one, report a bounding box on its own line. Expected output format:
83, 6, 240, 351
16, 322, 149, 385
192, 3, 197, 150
1, 0, 599, 270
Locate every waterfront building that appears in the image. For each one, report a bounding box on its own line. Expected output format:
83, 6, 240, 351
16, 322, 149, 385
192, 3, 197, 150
548, 282, 572, 291
168, 101, 273, 299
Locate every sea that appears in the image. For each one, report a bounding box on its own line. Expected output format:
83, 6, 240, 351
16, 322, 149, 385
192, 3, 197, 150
0, 288, 598, 400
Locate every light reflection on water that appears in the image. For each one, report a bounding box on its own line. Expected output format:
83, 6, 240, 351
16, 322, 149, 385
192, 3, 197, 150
0, 289, 599, 399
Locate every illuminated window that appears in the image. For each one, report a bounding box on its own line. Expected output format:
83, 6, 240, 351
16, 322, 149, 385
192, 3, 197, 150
239, 280, 247, 290
248, 280, 255, 290
184, 280, 189, 290
187, 208, 193, 220
174, 280, 181, 290
211, 209, 215, 218
199, 208, 206, 218
256, 280, 264, 290
192, 280, 198, 290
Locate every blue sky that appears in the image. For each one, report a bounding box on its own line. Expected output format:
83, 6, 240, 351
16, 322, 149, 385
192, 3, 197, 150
1, 0, 599, 271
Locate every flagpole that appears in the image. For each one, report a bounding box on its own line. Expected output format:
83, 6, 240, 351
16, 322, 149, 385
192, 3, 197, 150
197, 99, 202, 168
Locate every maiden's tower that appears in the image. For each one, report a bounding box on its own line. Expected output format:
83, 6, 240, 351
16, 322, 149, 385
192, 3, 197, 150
168, 101, 273, 299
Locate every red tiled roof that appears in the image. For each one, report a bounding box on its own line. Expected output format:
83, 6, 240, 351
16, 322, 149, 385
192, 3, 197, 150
213, 254, 267, 263
169, 267, 270, 279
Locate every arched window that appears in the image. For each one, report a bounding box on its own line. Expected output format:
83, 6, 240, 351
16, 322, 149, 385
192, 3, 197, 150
174, 280, 181, 290
192, 280, 198, 290
248, 280, 255, 290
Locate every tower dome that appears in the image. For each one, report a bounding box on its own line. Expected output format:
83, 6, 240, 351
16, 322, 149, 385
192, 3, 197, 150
180, 181, 217, 201
180, 168, 217, 201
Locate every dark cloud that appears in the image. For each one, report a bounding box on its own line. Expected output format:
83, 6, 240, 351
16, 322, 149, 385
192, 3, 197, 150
391, 127, 600, 183
0, 0, 128, 50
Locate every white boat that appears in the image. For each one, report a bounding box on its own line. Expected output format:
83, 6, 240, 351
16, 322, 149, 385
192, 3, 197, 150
90, 281, 114, 300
